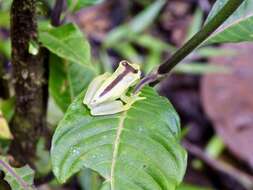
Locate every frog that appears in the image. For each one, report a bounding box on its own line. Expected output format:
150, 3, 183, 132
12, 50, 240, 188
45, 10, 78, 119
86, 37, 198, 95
83, 60, 145, 116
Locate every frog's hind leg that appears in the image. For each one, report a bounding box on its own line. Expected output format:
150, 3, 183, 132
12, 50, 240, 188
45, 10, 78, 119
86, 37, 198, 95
90, 101, 125, 116
83, 73, 111, 105
90, 93, 146, 116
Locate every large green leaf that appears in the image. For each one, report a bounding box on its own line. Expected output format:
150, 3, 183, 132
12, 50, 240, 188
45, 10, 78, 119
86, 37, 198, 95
51, 87, 187, 190
49, 54, 95, 112
0, 156, 35, 190
205, 0, 253, 44
39, 23, 91, 66
67, 0, 103, 11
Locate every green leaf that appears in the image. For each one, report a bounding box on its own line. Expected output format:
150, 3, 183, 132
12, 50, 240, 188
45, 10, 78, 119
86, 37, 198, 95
132, 34, 175, 52
0, 11, 10, 28
49, 54, 96, 112
0, 156, 35, 190
51, 87, 187, 189
0, 110, 12, 139
39, 23, 91, 66
0, 39, 11, 58
205, 0, 253, 44
0, 98, 15, 122
176, 183, 211, 190
67, 0, 104, 11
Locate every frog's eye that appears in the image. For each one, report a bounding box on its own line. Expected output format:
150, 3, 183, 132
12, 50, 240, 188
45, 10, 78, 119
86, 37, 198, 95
121, 61, 129, 67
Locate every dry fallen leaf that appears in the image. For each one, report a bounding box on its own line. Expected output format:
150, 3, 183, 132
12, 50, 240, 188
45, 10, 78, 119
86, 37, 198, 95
201, 43, 253, 169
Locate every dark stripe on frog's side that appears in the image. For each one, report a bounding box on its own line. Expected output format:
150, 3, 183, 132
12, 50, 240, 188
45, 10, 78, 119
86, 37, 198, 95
99, 62, 138, 97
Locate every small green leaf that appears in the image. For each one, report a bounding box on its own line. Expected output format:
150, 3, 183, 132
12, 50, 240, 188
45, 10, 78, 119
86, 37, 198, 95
0, 11, 10, 27
205, 0, 253, 44
0, 98, 15, 122
39, 23, 91, 66
0, 110, 12, 139
51, 87, 187, 189
49, 54, 96, 112
0, 39, 11, 58
67, 0, 104, 12
0, 156, 35, 190
28, 40, 39, 55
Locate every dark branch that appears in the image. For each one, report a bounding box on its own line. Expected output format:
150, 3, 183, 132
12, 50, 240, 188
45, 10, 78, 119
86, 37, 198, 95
9, 0, 48, 166
51, 0, 65, 26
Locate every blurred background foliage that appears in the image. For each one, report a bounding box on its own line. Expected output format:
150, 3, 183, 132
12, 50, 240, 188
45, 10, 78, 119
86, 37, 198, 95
1, 0, 253, 189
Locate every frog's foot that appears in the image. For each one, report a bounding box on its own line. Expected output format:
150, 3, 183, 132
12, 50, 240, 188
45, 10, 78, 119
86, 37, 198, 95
120, 93, 146, 110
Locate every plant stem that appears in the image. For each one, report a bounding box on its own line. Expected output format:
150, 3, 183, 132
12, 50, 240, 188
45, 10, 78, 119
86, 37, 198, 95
158, 0, 244, 74
134, 0, 245, 93
51, 0, 65, 26
10, 0, 48, 166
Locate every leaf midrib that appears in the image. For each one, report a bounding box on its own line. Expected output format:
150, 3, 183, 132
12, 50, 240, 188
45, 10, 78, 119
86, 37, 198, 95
110, 112, 127, 190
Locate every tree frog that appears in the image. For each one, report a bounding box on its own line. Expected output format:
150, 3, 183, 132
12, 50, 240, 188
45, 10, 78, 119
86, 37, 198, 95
83, 60, 145, 116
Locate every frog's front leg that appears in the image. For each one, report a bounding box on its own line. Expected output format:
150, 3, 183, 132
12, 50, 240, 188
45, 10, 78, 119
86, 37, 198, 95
120, 92, 146, 109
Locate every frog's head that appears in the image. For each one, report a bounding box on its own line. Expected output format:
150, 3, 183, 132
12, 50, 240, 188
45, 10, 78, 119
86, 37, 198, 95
115, 60, 141, 86
119, 60, 141, 76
